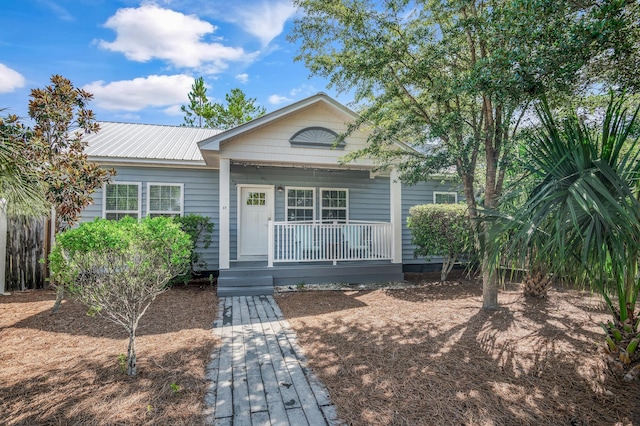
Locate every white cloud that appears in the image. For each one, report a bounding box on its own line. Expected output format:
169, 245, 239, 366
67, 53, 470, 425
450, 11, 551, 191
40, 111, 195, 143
235, 1, 297, 46
83, 74, 195, 111
0, 64, 26, 93
290, 84, 317, 97
98, 3, 253, 73
113, 113, 141, 121
235, 73, 249, 83
163, 104, 184, 116
268, 94, 292, 105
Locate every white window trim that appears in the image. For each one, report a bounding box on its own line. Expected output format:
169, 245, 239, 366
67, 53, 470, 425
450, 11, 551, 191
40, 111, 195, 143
285, 186, 316, 222
146, 182, 184, 217
319, 187, 349, 222
433, 191, 458, 204
103, 182, 142, 219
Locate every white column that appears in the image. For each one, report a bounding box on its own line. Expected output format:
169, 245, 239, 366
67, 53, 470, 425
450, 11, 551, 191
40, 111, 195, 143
267, 220, 274, 267
219, 158, 230, 270
0, 200, 7, 295
390, 168, 402, 264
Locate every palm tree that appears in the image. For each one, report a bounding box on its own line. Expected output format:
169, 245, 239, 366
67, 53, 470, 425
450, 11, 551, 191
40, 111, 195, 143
485, 95, 640, 380
0, 113, 48, 216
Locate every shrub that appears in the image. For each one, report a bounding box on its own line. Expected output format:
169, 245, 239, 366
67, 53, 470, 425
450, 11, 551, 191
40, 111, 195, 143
49, 217, 191, 376
407, 204, 474, 281
172, 214, 214, 278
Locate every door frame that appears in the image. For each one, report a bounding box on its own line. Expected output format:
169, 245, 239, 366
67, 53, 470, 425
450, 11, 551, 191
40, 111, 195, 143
237, 184, 275, 261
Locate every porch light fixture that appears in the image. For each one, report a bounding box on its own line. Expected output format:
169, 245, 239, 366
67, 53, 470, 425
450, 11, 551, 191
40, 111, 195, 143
277, 186, 284, 193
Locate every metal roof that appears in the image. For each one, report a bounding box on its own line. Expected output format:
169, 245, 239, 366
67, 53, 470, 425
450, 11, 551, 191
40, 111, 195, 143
84, 122, 222, 162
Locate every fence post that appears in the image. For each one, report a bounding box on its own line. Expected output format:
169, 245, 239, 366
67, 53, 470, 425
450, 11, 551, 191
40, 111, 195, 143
0, 200, 6, 295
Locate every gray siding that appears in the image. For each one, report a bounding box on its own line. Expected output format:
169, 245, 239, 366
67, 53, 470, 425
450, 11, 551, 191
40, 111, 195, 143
401, 179, 464, 264
229, 165, 390, 260
80, 163, 465, 272
81, 166, 220, 270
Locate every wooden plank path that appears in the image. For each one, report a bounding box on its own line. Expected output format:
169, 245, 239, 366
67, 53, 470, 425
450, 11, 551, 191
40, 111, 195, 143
204, 295, 343, 426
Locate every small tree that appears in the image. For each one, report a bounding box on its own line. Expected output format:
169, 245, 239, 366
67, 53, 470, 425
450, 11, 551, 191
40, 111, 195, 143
180, 77, 214, 128
172, 214, 214, 277
181, 79, 265, 129
407, 204, 474, 281
49, 217, 191, 376
210, 88, 266, 130
26, 75, 114, 312
28, 75, 113, 232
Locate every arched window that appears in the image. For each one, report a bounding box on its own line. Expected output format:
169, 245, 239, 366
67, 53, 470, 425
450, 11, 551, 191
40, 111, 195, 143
289, 127, 345, 149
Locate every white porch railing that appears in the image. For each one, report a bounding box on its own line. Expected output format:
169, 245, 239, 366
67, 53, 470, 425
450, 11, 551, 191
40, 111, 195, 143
267, 220, 393, 266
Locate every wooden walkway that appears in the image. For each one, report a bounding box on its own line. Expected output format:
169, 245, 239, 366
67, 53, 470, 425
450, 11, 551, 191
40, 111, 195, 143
204, 295, 342, 426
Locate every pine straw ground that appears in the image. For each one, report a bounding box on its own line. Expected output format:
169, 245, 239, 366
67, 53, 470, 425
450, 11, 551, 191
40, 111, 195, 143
277, 271, 640, 426
0, 284, 218, 426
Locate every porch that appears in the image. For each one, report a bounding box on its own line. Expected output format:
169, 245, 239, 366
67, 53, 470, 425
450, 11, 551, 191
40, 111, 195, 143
218, 220, 403, 296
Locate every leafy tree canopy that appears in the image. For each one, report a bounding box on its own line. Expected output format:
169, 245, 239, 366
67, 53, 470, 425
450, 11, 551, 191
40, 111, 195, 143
291, 0, 639, 309
27, 74, 113, 232
49, 216, 192, 376
211, 88, 267, 130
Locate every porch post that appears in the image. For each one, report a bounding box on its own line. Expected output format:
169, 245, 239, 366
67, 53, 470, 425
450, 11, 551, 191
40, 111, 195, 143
267, 220, 274, 267
390, 168, 402, 263
219, 158, 230, 270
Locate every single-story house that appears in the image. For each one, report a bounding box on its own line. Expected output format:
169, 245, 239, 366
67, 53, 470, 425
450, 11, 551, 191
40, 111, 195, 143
82, 93, 461, 296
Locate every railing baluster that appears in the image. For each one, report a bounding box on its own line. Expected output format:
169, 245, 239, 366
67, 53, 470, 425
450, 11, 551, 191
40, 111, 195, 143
270, 220, 393, 264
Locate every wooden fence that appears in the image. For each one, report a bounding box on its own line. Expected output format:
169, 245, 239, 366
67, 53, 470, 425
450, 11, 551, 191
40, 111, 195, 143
5, 216, 47, 291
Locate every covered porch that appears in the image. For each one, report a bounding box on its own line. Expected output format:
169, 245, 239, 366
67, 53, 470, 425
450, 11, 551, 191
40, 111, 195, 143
195, 93, 409, 296
216, 163, 405, 296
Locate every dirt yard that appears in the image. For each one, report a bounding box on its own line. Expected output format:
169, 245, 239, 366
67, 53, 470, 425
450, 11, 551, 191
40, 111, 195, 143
277, 272, 640, 425
0, 285, 218, 426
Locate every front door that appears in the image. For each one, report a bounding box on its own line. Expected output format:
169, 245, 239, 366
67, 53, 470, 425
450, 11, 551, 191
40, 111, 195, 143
239, 186, 273, 259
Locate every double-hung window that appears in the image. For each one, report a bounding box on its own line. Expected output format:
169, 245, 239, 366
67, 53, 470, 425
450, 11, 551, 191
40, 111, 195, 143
147, 183, 183, 217
434, 191, 458, 204
286, 187, 315, 221
320, 188, 348, 222
103, 182, 141, 220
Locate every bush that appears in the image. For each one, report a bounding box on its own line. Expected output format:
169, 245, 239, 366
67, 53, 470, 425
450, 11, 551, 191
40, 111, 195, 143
407, 204, 474, 281
172, 214, 214, 279
49, 217, 191, 376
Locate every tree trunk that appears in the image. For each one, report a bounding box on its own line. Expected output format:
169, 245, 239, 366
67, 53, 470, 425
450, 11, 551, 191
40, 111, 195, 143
441, 254, 454, 281
52, 285, 64, 313
127, 331, 137, 376
482, 252, 499, 310
523, 267, 551, 298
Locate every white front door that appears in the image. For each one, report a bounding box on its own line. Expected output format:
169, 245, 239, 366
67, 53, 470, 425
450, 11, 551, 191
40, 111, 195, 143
239, 186, 273, 259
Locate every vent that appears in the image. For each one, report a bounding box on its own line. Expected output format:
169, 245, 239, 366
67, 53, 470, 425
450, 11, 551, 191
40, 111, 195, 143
289, 127, 345, 149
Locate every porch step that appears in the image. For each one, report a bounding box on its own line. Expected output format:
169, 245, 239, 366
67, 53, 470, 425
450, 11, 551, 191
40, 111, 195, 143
217, 275, 274, 297
271, 263, 403, 286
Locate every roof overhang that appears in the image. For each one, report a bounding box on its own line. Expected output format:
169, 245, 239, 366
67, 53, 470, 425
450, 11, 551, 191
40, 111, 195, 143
89, 157, 211, 169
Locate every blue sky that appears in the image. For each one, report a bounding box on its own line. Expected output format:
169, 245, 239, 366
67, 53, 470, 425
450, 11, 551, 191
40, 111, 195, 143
0, 0, 345, 126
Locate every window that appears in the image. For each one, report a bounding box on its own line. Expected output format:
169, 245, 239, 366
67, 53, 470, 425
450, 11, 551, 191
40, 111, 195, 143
104, 182, 141, 220
434, 191, 458, 204
246, 192, 266, 206
147, 183, 183, 217
320, 188, 348, 222
286, 187, 315, 221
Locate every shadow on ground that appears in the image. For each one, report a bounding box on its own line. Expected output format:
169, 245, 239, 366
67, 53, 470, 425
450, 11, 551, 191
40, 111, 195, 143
278, 278, 640, 425
4, 286, 215, 337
